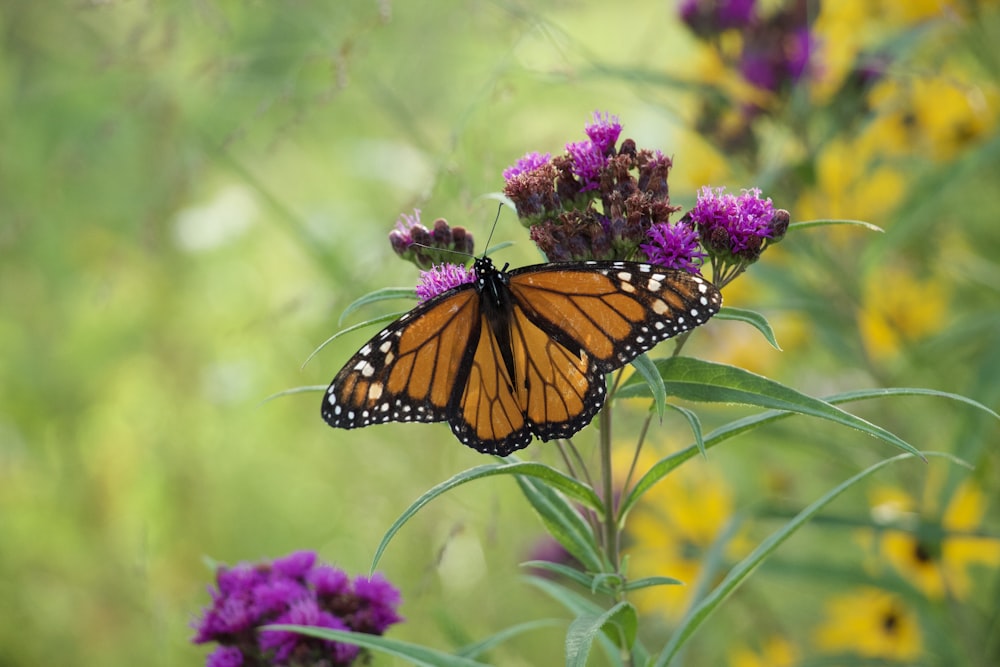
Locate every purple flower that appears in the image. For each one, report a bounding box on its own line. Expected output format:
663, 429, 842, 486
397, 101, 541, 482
640, 219, 706, 274
206, 646, 244, 667
351, 574, 405, 634
308, 565, 350, 597
503, 151, 552, 181
259, 599, 358, 665
786, 27, 813, 81
389, 209, 475, 270
584, 111, 622, 155
565, 140, 605, 192
415, 263, 476, 302
251, 578, 308, 618
271, 550, 316, 580
192, 551, 404, 667
689, 186, 774, 262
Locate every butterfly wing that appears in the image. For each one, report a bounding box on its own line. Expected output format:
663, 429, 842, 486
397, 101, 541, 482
323, 258, 721, 456
449, 294, 602, 455
508, 260, 722, 372
321, 286, 481, 429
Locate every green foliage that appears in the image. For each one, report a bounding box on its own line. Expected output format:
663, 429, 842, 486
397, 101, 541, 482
3, 1, 1000, 666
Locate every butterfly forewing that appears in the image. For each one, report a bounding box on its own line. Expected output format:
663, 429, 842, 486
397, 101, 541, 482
322, 286, 480, 429
508, 261, 722, 372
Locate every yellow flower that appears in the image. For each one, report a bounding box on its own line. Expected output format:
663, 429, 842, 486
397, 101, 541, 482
793, 135, 907, 224
857, 263, 949, 362
618, 447, 739, 620
729, 636, 799, 667
813, 587, 922, 660
863, 480, 1000, 600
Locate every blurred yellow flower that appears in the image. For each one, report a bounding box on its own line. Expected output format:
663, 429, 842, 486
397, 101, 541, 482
729, 636, 799, 667
618, 447, 740, 620
794, 134, 907, 224
858, 263, 949, 362
860, 480, 1000, 599
813, 587, 922, 660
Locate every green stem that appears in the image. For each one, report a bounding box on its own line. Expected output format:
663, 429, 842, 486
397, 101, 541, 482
600, 401, 618, 571
599, 398, 634, 667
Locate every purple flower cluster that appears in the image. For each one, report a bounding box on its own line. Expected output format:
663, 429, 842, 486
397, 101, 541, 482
503, 111, 690, 265
689, 187, 787, 264
389, 209, 475, 270
499, 112, 788, 282
192, 551, 403, 667
416, 263, 477, 302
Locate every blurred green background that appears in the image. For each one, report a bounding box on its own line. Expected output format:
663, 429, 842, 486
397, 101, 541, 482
2, 1, 999, 665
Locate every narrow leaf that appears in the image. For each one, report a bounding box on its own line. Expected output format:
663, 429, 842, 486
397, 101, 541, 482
338, 287, 417, 326
267, 625, 489, 667
788, 218, 884, 233
515, 475, 606, 573
371, 461, 603, 572
527, 576, 650, 667
520, 561, 604, 593
665, 403, 705, 459
715, 307, 781, 350
629, 353, 666, 420
303, 311, 405, 368
618, 358, 923, 458
622, 576, 683, 592
456, 619, 565, 659
620, 387, 991, 519
567, 602, 637, 667
652, 452, 954, 666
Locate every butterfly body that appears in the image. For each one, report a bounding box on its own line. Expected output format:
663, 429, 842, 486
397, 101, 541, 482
322, 257, 721, 456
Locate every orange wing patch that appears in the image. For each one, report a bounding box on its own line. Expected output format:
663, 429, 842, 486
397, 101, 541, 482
323, 289, 479, 427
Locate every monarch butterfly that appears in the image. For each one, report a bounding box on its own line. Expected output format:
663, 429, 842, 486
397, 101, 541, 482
321, 256, 722, 455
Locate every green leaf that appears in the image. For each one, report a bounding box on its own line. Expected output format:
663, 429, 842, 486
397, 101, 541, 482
526, 576, 650, 667
338, 287, 417, 326
371, 461, 603, 572
617, 358, 923, 458
622, 576, 683, 592
788, 218, 884, 233
665, 403, 706, 459
567, 601, 638, 667
520, 561, 606, 593
715, 306, 782, 350
628, 353, 666, 420
619, 387, 991, 520
515, 475, 606, 573
651, 452, 957, 666
266, 625, 490, 667
303, 310, 405, 368
456, 619, 565, 659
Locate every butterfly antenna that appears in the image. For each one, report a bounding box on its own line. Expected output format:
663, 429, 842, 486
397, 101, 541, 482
482, 203, 503, 258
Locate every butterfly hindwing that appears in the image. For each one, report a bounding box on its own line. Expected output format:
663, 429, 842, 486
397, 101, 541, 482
321, 286, 481, 429
450, 298, 605, 456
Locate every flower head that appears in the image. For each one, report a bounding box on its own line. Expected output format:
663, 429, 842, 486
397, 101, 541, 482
690, 186, 779, 264
389, 209, 475, 270
415, 263, 477, 302
812, 587, 922, 661
640, 218, 707, 274
503, 112, 687, 261
584, 111, 622, 155
502, 151, 552, 181
192, 551, 403, 667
